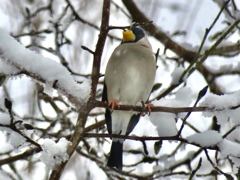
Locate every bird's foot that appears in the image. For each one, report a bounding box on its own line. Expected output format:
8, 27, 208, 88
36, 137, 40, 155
140, 102, 154, 116
146, 103, 154, 112
108, 100, 120, 112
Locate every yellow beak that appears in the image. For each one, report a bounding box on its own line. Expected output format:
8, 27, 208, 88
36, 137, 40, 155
122, 30, 136, 42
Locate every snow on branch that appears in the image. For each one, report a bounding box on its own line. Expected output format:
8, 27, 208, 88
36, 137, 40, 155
200, 91, 240, 125
40, 138, 70, 169
187, 130, 222, 147
0, 28, 91, 108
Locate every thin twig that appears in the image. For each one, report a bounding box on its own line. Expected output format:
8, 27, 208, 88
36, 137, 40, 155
97, 100, 210, 113
81, 45, 95, 55
204, 149, 233, 180
84, 133, 218, 150
182, 0, 230, 80
189, 158, 202, 180
222, 124, 240, 139
177, 86, 208, 136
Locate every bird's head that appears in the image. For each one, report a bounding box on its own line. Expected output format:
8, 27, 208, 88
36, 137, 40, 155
122, 27, 145, 43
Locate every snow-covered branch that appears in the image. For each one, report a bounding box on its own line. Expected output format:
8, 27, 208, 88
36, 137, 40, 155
0, 28, 91, 108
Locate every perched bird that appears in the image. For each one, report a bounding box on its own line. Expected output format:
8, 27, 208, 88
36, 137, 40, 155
102, 27, 156, 170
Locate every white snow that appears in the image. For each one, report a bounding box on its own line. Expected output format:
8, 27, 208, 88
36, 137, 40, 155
0, 113, 10, 125
171, 66, 185, 85
150, 87, 192, 136
40, 138, 70, 169
0, 0, 239, 179
218, 139, 240, 157
151, 114, 177, 136
0, 59, 19, 75
235, 10, 240, 19
229, 156, 240, 172
172, 87, 192, 107
43, 81, 54, 97
200, 91, 240, 125
0, 28, 91, 108
219, 64, 234, 72
0, 118, 28, 149
187, 130, 222, 147
9, 131, 27, 148
0, 114, 27, 149
209, 61, 240, 75
0, 170, 11, 180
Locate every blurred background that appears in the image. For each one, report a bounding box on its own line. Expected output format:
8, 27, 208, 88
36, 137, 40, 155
0, 0, 240, 179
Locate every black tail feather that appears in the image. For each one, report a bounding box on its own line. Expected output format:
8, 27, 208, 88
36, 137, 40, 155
107, 141, 123, 170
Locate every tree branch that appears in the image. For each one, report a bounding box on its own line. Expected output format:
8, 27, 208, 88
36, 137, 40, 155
84, 133, 219, 150
49, 0, 111, 179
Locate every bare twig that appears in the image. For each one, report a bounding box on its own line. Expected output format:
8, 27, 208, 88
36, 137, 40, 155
189, 158, 202, 180
81, 45, 95, 55
84, 133, 218, 150
177, 86, 208, 136
204, 149, 233, 180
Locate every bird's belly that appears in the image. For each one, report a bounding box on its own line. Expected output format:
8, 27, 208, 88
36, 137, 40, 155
110, 68, 150, 105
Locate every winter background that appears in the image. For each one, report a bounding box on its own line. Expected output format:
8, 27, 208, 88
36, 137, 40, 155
0, 0, 240, 179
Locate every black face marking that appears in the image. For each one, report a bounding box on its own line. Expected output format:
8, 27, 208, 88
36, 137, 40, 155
131, 27, 145, 42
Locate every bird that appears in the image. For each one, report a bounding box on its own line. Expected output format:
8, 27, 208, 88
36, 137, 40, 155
102, 27, 156, 170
